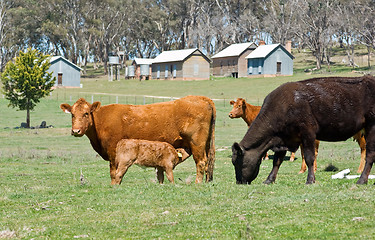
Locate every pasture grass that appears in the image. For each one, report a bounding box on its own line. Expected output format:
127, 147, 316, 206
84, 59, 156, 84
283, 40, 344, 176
1, 72, 375, 239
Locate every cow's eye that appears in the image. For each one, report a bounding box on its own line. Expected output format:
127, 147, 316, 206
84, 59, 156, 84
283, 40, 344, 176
84, 113, 89, 117
72, 114, 75, 118
237, 105, 241, 108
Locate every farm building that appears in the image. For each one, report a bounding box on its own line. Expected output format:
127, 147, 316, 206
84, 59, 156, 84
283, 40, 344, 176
151, 48, 210, 80
246, 43, 294, 76
49, 56, 82, 87
211, 42, 257, 78
132, 58, 154, 80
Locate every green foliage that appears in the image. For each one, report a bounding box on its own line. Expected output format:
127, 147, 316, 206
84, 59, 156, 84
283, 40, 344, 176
1, 48, 55, 127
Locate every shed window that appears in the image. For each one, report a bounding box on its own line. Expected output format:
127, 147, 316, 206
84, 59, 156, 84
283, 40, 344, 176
156, 66, 160, 79
173, 64, 177, 77
249, 64, 253, 74
165, 65, 168, 78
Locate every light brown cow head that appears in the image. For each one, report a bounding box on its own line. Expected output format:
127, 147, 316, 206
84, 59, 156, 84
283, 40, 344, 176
229, 98, 246, 118
60, 98, 101, 137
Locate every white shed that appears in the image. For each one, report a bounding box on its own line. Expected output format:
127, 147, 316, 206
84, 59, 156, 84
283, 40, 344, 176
49, 56, 82, 87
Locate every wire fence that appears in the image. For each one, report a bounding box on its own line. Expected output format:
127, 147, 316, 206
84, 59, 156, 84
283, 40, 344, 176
45, 91, 246, 108
2, 92, 261, 108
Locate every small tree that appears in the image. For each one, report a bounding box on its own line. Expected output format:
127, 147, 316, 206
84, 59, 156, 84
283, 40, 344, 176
1, 48, 55, 128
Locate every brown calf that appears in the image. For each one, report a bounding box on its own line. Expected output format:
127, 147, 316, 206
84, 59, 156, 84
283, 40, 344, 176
114, 139, 190, 184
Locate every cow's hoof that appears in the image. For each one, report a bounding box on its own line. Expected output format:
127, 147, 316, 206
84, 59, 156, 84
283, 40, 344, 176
298, 170, 306, 174
356, 179, 368, 184
305, 179, 315, 184
263, 179, 274, 184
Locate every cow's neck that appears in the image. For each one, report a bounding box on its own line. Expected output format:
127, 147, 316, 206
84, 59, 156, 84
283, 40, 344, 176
240, 115, 273, 155
85, 116, 108, 160
243, 104, 257, 127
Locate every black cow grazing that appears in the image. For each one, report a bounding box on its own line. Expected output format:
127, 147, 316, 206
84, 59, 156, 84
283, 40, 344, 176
232, 75, 375, 185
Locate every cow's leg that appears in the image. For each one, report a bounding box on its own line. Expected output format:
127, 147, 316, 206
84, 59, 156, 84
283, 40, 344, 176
289, 152, 295, 161
110, 161, 117, 185
263, 150, 286, 184
164, 167, 175, 184
299, 147, 307, 174
299, 140, 319, 174
191, 146, 207, 183
357, 126, 375, 184
354, 132, 366, 173
114, 160, 133, 185
301, 139, 317, 184
156, 167, 165, 184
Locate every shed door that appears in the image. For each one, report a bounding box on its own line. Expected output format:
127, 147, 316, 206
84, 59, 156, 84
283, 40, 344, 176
277, 62, 282, 74
58, 73, 63, 85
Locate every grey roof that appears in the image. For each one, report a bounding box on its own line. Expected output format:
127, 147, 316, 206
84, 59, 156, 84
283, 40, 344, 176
153, 48, 208, 63
50, 56, 82, 70
133, 58, 154, 65
245, 44, 294, 59
211, 42, 257, 59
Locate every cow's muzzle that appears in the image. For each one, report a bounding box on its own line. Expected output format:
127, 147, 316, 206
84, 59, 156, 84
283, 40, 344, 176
71, 129, 83, 137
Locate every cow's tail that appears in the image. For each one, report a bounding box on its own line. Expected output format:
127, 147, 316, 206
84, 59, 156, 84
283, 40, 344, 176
206, 99, 216, 182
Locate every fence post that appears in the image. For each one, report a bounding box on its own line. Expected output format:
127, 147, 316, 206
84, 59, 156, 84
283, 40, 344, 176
116, 96, 118, 104
91, 95, 94, 103
143, 96, 146, 105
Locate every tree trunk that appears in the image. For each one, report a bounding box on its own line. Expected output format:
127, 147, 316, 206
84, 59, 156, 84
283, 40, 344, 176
26, 106, 30, 128
368, 46, 371, 68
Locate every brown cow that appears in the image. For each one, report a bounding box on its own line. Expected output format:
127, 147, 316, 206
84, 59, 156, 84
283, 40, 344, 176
232, 75, 375, 185
60, 95, 216, 184
114, 139, 190, 184
230, 98, 365, 174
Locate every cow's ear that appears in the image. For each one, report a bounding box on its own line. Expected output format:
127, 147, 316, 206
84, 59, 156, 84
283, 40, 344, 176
232, 142, 245, 156
91, 101, 101, 112
230, 100, 235, 106
60, 103, 72, 114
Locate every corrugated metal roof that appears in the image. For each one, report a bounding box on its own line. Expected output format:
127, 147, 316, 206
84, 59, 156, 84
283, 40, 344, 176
133, 58, 154, 65
50, 56, 82, 70
152, 48, 200, 63
245, 44, 281, 59
211, 42, 257, 58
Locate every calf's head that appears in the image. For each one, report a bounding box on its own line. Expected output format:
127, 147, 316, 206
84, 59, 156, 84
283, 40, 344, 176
229, 98, 246, 118
60, 98, 101, 137
231, 142, 261, 184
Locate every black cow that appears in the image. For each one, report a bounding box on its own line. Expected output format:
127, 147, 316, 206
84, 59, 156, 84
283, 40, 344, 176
232, 75, 375, 184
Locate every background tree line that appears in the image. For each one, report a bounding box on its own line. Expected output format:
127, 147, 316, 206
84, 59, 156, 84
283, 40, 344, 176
1, 0, 374, 74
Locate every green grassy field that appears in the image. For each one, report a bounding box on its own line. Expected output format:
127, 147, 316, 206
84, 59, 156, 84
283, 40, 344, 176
1, 70, 375, 239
